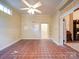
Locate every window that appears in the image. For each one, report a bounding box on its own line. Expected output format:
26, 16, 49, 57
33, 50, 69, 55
7, 8, 12, 15
4, 6, 7, 13
0, 4, 12, 15
0, 4, 4, 11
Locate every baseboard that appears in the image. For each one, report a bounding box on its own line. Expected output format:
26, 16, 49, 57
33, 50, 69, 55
50, 38, 60, 45
0, 39, 21, 51
53, 40, 60, 45
22, 38, 40, 40
22, 38, 50, 40
64, 44, 79, 53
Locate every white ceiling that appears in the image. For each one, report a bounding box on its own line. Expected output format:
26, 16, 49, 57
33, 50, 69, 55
5, 0, 63, 15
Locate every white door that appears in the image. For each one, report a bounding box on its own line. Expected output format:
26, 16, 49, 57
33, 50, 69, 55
41, 24, 49, 39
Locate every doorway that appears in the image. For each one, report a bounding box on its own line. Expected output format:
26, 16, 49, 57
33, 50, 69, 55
64, 9, 79, 43
63, 7, 79, 52
41, 24, 49, 39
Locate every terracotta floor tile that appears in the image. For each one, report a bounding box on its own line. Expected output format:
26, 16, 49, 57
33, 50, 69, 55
0, 40, 79, 59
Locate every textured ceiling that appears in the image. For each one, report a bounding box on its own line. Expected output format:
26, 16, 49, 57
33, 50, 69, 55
5, 0, 63, 15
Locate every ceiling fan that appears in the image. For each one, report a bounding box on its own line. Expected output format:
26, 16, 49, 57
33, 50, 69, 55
21, 0, 42, 15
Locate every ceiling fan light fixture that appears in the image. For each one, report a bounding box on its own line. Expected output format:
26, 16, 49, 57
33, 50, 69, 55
27, 8, 35, 15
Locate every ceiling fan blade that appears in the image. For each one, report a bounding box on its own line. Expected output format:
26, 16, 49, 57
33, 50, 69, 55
34, 9, 42, 13
22, 0, 31, 7
20, 8, 29, 10
33, 2, 42, 8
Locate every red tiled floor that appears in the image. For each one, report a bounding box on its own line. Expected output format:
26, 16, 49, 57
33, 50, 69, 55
0, 40, 79, 59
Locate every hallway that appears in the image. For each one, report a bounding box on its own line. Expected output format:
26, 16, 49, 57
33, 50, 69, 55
0, 40, 79, 59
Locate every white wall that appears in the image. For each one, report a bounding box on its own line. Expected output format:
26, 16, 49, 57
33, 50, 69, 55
21, 14, 51, 39
65, 15, 70, 31
0, 2, 21, 51
50, 11, 63, 45
51, 11, 63, 45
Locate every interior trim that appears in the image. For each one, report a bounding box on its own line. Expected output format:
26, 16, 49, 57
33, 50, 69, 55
59, 0, 74, 11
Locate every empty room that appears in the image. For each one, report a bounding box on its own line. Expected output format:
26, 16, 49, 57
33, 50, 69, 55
0, 0, 79, 59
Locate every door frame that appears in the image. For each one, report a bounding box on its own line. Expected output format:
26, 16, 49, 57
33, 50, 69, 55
60, 3, 79, 44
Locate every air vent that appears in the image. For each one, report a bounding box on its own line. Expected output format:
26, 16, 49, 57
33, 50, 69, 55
59, 0, 74, 11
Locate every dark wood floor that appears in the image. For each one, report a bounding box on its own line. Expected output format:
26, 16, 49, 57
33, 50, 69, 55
0, 40, 79, 59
